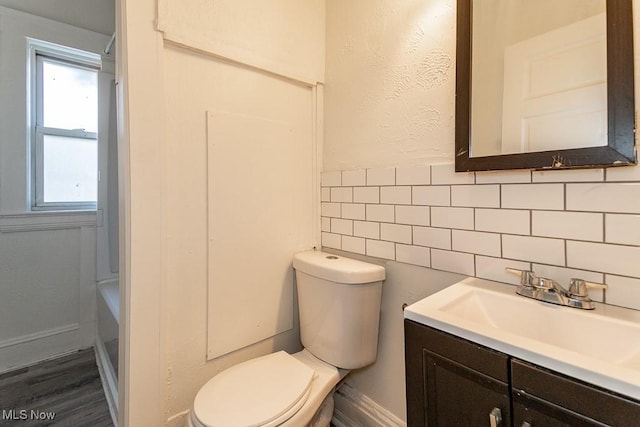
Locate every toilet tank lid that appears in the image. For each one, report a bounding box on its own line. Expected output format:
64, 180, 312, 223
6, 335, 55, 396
292, 250, 385, 284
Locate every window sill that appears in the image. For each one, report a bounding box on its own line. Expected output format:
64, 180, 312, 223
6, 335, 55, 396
0, 210, 97, 233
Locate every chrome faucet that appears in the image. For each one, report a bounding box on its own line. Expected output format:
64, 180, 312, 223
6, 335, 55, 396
505, 268, 607, 310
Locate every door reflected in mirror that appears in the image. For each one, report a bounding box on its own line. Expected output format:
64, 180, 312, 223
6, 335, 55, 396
471, 1, 606, 157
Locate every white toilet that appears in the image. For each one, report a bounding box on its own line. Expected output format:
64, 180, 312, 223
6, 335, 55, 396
188, 249, 385, 427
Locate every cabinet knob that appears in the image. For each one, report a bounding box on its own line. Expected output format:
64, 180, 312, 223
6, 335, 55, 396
489, 407, 502, 427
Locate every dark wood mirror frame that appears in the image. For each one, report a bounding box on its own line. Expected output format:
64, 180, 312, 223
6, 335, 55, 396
455, 0, 636, 172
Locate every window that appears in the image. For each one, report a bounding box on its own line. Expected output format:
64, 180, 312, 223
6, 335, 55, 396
29, 40, 101, 210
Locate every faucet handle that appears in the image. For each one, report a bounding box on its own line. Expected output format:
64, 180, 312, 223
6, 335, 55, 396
505, 268, 536, 286
568, 278, 608, 298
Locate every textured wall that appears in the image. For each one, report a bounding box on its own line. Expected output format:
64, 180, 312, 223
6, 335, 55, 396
324, 0, 456, 170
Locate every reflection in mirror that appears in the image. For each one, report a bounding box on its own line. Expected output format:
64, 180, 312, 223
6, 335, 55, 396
455, 0, 636, 172
472, 1, 606, 157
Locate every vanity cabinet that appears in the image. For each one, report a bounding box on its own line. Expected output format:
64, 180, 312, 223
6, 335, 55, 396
405, 320, 640, 427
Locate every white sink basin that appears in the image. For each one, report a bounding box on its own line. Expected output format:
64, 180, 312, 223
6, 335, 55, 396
404, 277, 640, 400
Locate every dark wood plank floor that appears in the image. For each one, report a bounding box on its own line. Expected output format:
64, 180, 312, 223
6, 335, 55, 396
0, 348, 113, 426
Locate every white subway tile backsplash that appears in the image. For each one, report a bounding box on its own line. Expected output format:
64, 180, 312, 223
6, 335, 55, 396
323, 166, 640, 312
396, 165, 431, 185
321, 171, 341, 187
396, 244, 430, 267
353, 221, 380, 239
331, 187, 353, 203
532, 169, 604, 183
342, 235, 366, 255
532, 211, 603, 241
475, 209, 530, 235
431, 207, 474, 230
606, 164, 640, 182
566, 183, 640, 214
367, 168, 395, 186
502, 235, 565, 266
431, 164, 474, 185
354, 187, 379, 203
321, 232, 341, 249
321, 187, 330, 202
606, 214, 640, 246
341, 203, 366, 220
321, 202, 340, 218
475, 256, 530, 285
381, 223, 412, 244
413, 226, 451, 250
431, 250, 475, 276
502, 184, 564, 210
331, 218, 353, 235
366, 239, 395, 260
605, 275, 640, 310
412, 186, 450, 206
451, 185, 500, 208
395, 206, 430, 226
366, 204, 395, 222
567, 241, 640, 277
380, 186, 412, 205
342, 169, 366, 186
452, 230, 501, 257
475, 170, 531, 184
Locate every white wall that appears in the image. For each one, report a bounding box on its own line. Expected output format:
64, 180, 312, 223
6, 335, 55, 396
324, 0, 456, 170
118, 0, 324, 425
324, 0, 640, 423
0, 7, 111, 372
0, 0, 115, 35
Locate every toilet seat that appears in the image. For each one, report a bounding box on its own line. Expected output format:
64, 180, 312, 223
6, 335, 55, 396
192, 351, 316, 427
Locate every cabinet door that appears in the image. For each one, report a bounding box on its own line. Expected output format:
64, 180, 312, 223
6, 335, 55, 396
425, 351, 511, 426
405, 320, 510, 427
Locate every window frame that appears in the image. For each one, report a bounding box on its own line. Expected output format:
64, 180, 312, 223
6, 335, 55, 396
28, 39, 102, 211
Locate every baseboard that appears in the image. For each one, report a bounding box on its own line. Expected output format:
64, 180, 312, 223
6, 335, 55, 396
332, 383, 406, 427
0, 323, 93, 374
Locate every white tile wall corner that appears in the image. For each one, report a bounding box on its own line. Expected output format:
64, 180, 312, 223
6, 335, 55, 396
321, 164, 640, 311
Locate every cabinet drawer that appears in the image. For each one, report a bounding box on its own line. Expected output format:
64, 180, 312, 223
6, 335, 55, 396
512, 359, 640, 426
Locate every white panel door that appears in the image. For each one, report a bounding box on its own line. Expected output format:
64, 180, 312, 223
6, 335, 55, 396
501, 13, 607, 154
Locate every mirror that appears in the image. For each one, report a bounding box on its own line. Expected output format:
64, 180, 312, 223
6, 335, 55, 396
455, 0, 636, 172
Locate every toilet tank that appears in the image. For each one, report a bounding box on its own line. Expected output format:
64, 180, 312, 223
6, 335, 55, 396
292, 250, 385, 369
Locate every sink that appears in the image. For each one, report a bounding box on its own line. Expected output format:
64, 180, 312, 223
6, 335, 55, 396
404, 277, 640, 400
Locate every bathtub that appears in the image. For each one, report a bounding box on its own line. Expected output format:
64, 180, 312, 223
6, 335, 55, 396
96, 278, 119, 425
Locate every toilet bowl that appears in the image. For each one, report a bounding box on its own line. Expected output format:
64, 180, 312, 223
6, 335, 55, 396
188, 250, 385, 427
188, 350, 343, 427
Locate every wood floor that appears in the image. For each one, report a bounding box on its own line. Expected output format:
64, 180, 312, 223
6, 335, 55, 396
0, 348, 113, 426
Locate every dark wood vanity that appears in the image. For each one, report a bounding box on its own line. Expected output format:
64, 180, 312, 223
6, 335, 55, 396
405, 319, 640, 426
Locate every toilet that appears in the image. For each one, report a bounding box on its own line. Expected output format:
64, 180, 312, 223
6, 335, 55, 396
188, 249, 385, 427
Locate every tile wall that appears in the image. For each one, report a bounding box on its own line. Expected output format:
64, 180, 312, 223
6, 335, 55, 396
321, 164, 640, 310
